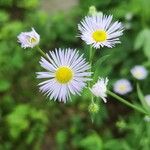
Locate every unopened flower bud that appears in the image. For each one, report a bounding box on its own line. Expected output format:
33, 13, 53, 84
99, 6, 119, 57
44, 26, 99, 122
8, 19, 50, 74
17, 28, 40, 49
88, 6, 97, 16
116, 120, 126, 129
88, 102, 99, 113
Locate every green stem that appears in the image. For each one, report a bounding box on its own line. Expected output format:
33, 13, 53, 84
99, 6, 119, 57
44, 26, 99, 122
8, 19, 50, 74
107, 90, 148, 115
88, 46, 93, 87
89, 46, 96, 63
37, 46, 47, 58
89, 46, 93, 64
88, 46, 94, 102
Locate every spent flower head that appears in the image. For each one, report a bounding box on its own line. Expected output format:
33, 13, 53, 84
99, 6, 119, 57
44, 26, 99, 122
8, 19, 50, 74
131, 65, 148, 80
78, 13, 124, 49
37, 48, 92, 102
90, 77, 108, 103
17, 28, 40, 49
113, 79, 132, 95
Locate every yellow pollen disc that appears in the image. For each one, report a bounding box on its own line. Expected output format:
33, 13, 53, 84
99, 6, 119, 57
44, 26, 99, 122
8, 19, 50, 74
135, 72, 142, 78
92, 30, 107, 42
30, 37, 37, 43
119, 85, 126, 92
55, 66, 73, 84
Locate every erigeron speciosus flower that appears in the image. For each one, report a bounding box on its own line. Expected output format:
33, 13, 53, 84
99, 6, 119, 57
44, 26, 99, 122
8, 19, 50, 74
144, 95, 150, 106
90, 77, 108, 103
37, 48, 92, 102
113, 79, 132, 95
17, 28, 40, 48
78, 13, 124, 49
130, 65, 148, 80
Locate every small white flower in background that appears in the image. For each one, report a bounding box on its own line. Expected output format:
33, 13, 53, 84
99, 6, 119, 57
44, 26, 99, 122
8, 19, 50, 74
90, 77, 108, 103
37, 48, 92, 103
125, 12, 133, 21
78, 13, 124, 49
113, 79, 132, 95
130, 65, 148, 80
144, 116, 150, 122
17, 28, 40, 49
144, 95, 150, 106
124, 22, 132, 30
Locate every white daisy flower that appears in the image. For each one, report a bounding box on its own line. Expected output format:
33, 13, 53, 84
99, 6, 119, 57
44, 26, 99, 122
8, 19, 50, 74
37, 48, 92, 103
78, 13, 124, 49
90, 77, 108, 103
131, 65, 148, 80
113, 79, 132, 95
144, 95, 150, 106
17, 28, 40, 49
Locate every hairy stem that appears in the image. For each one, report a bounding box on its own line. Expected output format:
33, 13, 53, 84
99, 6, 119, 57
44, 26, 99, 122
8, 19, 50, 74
37, 46, 47, 58
107, 90, 148, 115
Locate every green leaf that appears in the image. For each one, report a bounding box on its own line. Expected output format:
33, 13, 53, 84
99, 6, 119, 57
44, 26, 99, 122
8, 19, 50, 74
105, 139, 131, 150
11, 51, 24, 69
93, 54, 110, 81
134, 28, 150, 59
0, 79, 11, 92
144, 37, 150, 59
0, 11, 9, 23
93, 54, 110, 69
134, 29, 145, 50
137, 83, 150, 114
79, 133, 103, 150
56, 130, 68, 145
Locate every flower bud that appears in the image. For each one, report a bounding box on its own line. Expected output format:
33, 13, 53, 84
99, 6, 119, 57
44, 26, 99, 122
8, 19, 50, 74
88, 102, 99, 113
88, 6, 97, 16
116, 120, 126, 129
17, 28, 40, 49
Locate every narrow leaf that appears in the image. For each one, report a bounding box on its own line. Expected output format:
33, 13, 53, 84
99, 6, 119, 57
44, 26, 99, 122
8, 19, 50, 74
137, 83, 150, 114
93, 55, 110, 81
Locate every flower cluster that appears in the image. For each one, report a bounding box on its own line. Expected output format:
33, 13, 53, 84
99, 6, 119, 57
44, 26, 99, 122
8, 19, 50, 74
17, 6, 150, 119
17, 9, 124, 104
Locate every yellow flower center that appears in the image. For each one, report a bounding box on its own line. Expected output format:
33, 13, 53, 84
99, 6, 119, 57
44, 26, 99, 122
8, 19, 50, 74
92, 30, 107, 42
30, 37, 37, 43
135, 71, 142, 78
55, 66, 73, 84
119, 85, 126, 92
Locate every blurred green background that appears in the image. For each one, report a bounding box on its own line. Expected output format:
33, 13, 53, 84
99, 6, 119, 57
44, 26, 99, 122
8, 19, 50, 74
0, 0, 150, 149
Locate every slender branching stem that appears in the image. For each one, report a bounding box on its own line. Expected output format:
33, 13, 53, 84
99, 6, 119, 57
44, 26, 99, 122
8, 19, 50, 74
107, 90, 148, 116
37, 46, 47, 58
